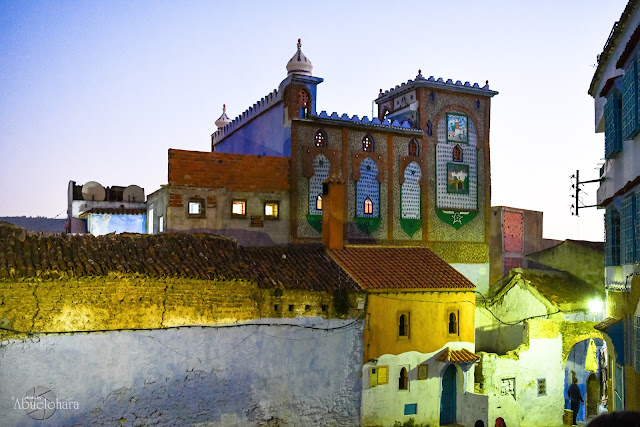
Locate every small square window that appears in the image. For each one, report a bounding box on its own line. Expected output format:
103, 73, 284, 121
404, 403, 417, 415
231, 200, 246, 217
537, 378, 546, 396
418, 364, 428, 380
264, 201, 279, 219
288, 304, 294, 312
501, 377, 516, 400
188, 199, 205, 218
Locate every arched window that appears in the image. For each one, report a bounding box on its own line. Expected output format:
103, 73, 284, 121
364, 197, 373, 215
362, 135, 374, 152
449, 312, 458, 334
399, 313, 409, 337
315, 130, 327, 147
408, 139, 419, 157
453, 144, 463, 162
309, 154, 329, 215
399, 367, 408, 390
298, 90, 309, 118
401, 162, 422, 220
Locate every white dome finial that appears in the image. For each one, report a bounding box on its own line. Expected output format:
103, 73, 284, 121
286, 38, 313, 76
215, 104, 231, 129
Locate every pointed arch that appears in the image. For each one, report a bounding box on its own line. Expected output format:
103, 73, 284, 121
309, 154, 329, 215
408, 139, 420, 157
401, 162, 422, 220
399, 367, 409, 390
356, 157, 379, 217
453, 144, 463, 162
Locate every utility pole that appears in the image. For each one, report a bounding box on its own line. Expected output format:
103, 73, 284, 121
571, 169, 601, 216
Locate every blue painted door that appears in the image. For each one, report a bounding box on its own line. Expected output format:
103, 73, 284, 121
440, 364, 457, 425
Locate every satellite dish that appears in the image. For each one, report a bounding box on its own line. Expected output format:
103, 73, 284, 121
122, 185, 145, 202
81, 181, 106, 201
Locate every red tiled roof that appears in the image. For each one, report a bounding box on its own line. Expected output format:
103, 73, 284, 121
436, 347, 480, 362
329, 246, 475, 290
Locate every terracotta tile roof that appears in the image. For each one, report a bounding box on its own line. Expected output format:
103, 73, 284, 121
595, 317, 621, 331
0, 223, 360, 292
329, 246, 475, 290
243, 245, 360, 292
436, 347, 480, 362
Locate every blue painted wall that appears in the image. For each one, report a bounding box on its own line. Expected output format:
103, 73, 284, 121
564, 338, 604, 422
215, 104, 286, 157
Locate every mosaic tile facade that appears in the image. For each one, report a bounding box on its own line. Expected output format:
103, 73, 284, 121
401, 162, 421, 219
309, 154, 330, 215
436, 112, 477, 210
356, 158, 380, 217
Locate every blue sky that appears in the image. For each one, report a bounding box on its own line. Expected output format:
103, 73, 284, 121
0, 0, 628, 241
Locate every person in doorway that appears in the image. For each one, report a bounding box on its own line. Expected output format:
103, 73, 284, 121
568, 377, 584, 426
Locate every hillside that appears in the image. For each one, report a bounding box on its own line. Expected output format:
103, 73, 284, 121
0, 216, 65, 233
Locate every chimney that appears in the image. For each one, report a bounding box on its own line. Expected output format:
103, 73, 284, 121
322, 175, 345, 250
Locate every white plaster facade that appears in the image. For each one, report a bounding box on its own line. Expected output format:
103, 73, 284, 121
479, 335, 565, 427
0, 317, 363, 426
361, 342, 488, 427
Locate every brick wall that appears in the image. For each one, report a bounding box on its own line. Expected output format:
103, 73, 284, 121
168, 149, 290, 192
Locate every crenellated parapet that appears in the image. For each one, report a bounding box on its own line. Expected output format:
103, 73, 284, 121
309, 111, 422, 132
211, 88, 283, 145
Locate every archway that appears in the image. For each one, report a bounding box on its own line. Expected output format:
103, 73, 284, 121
440, 364, 457, 425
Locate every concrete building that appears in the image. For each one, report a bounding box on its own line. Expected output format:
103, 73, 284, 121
66, 180, 146, 235
589, 0, 640, 412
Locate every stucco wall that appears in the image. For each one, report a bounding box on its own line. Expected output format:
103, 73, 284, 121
478, 335, 565, 427
526, 241, 604, 288
364, 291, 475, 360
1, 317, 363, 426
362, 343, 486, 427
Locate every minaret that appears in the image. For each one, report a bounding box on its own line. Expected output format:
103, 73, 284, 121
286, 39, 313, 76
215, 104, 231, 129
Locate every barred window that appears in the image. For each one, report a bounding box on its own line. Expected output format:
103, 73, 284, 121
605, 206, 621, 267
620, 195, 637, 264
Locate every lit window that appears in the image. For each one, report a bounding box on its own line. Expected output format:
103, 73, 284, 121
148, 207, 154, 234
188, 199, 205, 218
158, 216, 164, 233
399, 367, 408, 390
316, 194, 322, 211
362, 135, 374, 152
449, 312, 458, 334
537, 378, 546, 396
418, 364, 428, 380
232, 200, 246, 217
189, 202, 200, 215
398, 312, 410, 338
315, 130, 327, 147
265, 201, 279, 219
364, 197, 373, 215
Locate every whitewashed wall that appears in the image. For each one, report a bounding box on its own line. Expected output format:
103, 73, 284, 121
361, 342, 488, 427
479, 335, 565, 427
0, 317, 363, 426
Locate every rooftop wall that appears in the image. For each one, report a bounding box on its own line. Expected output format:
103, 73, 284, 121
168, 149, 290, 193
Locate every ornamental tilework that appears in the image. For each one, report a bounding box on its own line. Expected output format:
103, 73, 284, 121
309, 154, 330, 215
401, 162, 421, 219
356, 158, 380, 217
436, 113, 477, 210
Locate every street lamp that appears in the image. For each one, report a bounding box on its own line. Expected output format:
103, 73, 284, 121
588, 299, 603, 321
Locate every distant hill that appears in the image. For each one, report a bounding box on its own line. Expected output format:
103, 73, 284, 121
0, 216, 66, 233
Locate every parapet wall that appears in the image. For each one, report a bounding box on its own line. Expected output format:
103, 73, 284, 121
168, 149, 290, 192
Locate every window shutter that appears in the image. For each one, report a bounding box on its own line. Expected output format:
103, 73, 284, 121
620, 195, 636, 264
605, 206, 621, 267
636, 192, 640, 262
622, 61, 638, 140
605, 92, 622, 159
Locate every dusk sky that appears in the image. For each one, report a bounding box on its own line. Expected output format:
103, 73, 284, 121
0, 1, 627, 242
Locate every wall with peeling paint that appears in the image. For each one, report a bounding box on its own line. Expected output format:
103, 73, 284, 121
0, 317, 363, 426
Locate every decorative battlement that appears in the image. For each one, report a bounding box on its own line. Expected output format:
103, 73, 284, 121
212, 88, 283, 145
376, 72, 498, 103
310, 111, 421, 132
